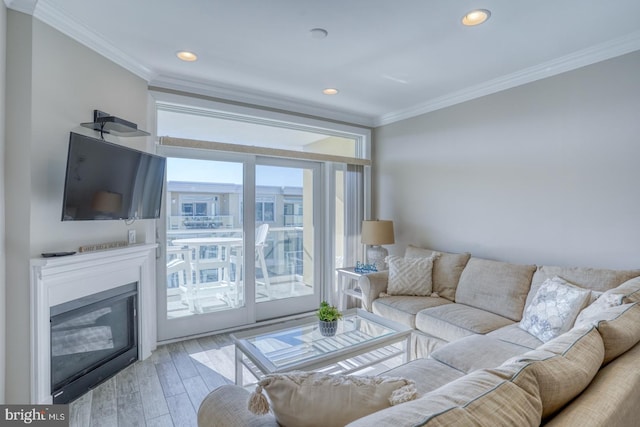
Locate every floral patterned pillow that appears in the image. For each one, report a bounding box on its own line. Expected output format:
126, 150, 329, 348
519, 276, 592, 342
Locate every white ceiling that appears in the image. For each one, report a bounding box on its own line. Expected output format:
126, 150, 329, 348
7, 0, 640, 127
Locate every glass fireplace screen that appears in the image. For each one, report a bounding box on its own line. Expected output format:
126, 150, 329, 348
50, 282, 138, 403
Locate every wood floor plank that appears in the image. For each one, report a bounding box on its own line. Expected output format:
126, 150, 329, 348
69, 389, 92, 427
166, 392, 198, 427
150, 345, 173, 364
181, 338, 205, 354
116, 391, 146, 427
195, 335, 220, 350
194, 360, 232, 391
138, 372, 170, 420
146, 413, 176, 427
83, 332, 297, 426
116, 364, 139, 396
167, 342, 200, 380
135, 355, 158, 379
182, 375, 211, 411
202, 347, 236, 383
89, 377, 117, 427
155, 360, 187, 398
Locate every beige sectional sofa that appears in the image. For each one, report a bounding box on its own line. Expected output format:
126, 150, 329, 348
197, 246, 640, 426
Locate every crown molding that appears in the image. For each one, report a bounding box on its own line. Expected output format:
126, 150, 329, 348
4, 0, 38, 14
376, 29, 640, 126
31, 1, 155, 81
10, 1, 640, 129
150, 74, 377, 127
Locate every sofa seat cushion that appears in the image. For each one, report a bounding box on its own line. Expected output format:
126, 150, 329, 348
576, 302, 640, 364
412, 331, 448, 359
404, 246, 471, 301
430, 335, 530, 374
487, 324, 543, 349
346, 361, 543, 427
415, 303, 514, 342
372, 296, 452, 329
505, 326, 605, 420
381, 358, 465, 395
455, 257, 536, 321
526, 265, 640, 311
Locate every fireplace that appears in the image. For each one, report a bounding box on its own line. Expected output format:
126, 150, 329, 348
30, 244, 156, 404
50, 282, 138, 403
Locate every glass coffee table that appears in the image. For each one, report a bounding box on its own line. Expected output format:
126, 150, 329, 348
231, 308, 412, 385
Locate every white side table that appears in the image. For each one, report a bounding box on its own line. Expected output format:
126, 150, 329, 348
336, 267, 369, 310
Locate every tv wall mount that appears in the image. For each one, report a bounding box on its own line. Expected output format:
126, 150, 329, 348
81, 110, 150, 138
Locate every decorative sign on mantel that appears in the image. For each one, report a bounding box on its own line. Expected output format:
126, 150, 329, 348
78, 240, 129, 253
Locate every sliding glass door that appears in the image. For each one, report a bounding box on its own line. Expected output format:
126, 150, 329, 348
254, 159, 321, 321
153, 94, 371, 341
157, 148, 321, 339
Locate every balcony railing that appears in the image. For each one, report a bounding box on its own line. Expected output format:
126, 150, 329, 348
168, 215, 234, 230
166, 226, 310, 317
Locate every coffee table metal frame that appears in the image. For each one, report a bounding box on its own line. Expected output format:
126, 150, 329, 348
231, 308, 412, 385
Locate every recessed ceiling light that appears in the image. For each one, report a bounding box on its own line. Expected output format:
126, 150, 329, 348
323, 88, 339, 95
462, 9, 491, 26
176, 51, 198, 62
310, 28, 329, 39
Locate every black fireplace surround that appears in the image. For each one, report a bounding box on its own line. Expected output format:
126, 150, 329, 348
50, 282, 138, 404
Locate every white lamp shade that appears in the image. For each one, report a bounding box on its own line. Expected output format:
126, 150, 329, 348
361, 220, 395, 245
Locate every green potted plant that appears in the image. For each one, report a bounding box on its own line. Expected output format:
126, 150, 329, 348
317, 301, 342, 337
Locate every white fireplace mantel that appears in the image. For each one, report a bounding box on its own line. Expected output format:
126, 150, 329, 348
30, 244, 158, 404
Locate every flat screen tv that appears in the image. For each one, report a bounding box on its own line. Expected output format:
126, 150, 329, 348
62, 132, 166, 221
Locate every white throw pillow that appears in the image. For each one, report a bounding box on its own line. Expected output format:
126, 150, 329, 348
247, 371, 417, 427
385, 254, 438, 296
574, 276, 640, 325
519, 276, 591, 342
575, 292, 624, 325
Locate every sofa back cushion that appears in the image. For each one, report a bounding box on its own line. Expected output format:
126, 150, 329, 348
455, 258, 536, 321
405, 246, 470, 301
346, 361, 542, 427
505, 326, 604, 420
526, 265, 640, 311
576, 302, 640, 364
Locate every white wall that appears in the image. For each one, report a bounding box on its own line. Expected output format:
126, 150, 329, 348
5, 11, 149, 403
373, 51, 640, 270
0, 0, 7, 404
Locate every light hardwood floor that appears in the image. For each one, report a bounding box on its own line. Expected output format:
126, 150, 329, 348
68, 333, 245, 427
68, 330, 401, 426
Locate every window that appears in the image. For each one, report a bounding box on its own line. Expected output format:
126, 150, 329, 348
181, 203, 193, 216
195, 202, 207, 216
256, 198, 275, 222
284, 198, 303, 227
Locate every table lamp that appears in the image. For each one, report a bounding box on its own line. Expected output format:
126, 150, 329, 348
361, 220, 395, 272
